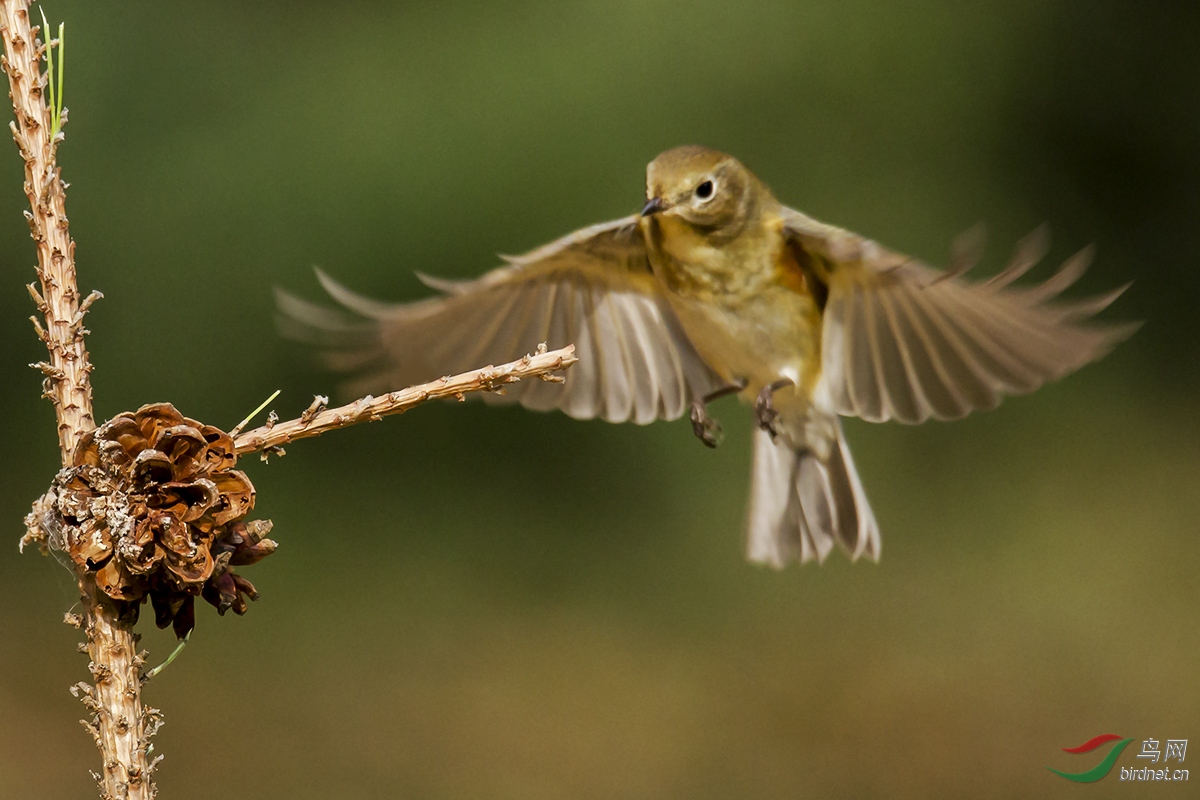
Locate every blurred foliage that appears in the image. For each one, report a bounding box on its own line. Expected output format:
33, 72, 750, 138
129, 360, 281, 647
1, 1, 1196, 798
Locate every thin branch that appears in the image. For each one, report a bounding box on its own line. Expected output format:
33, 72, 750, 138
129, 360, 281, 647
1, 3, 153, 798
1, 0, 93, 462
234, 344, 578, 455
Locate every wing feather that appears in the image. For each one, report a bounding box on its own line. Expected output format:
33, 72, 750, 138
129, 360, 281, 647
608, 294, 660, 424
897, 283, 1000, 413
985, 224, 1050, 289
783, 208, 1135, 424
514, 281, 565, 412
592, 291, 634, 422
873, 287, 935, 421
858, 285, 890, 421
885, 284, 973, 418
279, 215, 723, 421
562, 287, 601, 419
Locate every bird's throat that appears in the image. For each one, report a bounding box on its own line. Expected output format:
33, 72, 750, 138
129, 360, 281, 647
642, 212, 778, 299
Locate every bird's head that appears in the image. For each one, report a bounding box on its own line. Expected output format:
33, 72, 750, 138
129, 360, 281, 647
642, 146, 763, 239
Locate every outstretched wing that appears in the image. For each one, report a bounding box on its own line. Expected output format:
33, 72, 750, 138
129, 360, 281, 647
276, 216, 724, 424
782, 208, 1138, 424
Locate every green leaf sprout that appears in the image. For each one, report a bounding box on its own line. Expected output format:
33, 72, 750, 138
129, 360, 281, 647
38, 8, 64, 140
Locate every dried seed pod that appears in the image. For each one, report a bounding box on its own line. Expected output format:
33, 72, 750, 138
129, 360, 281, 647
28, 403, 277, 637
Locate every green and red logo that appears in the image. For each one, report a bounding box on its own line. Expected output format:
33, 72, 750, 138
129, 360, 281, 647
1047, 734, 1135, 783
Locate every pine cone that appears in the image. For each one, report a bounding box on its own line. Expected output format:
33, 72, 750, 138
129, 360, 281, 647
31, 403, 277, 638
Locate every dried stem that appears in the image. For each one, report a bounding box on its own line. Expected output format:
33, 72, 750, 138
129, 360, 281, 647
0, 0, 92, 461
234, 344, 578, 454
1, 3, 153, 797
76, 581, 162, 799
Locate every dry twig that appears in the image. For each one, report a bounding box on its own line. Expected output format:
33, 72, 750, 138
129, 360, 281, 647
234, 344, 578, 455
1, 2, 92, 458
0, 4, 160, 799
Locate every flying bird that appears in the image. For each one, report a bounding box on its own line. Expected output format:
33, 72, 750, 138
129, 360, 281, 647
277, 146, 1135, 568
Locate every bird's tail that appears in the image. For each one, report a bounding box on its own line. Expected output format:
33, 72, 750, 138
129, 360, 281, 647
745, 424, 881, 568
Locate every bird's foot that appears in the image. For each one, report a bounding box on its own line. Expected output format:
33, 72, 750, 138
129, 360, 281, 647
754, 378, 794, 440
754, 392, 779, 439
690, 400, 723, 449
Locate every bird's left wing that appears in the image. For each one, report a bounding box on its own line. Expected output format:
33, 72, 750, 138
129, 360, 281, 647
276, 216, 724, 424
781, 207, 1138, 424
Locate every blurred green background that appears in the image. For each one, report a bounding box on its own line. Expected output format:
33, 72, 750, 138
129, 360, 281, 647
1, 1, 1197, 797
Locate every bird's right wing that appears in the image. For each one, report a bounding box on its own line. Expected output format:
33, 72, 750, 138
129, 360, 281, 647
276, 216, 724, 424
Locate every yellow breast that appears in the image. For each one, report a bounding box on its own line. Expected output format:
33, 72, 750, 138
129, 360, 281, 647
641, 213, 825, 395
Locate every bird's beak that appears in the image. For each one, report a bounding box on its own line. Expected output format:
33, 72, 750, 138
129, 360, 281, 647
640, 196, 665, 216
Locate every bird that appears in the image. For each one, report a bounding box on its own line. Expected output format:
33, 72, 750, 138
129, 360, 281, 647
276, 145, 1136, 568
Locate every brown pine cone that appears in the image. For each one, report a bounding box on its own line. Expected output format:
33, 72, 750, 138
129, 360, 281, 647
29, 403, 277, 638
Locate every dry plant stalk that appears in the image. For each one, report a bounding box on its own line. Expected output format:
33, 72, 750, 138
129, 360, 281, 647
234, 344, 578, 455
3, 3, 578, 795
0, 4, 156, 799
0, 0, 93, 462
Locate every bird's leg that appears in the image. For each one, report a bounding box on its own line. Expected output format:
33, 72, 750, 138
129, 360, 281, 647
754, 378, 795, 440
690, 380, 747, 449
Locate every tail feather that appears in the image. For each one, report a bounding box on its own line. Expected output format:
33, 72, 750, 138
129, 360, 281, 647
828, 429, 881, 561
745, 426, 880, 569
795, 456, 837, 563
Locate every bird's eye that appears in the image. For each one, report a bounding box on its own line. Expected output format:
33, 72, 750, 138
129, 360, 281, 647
695, 180, 714, 200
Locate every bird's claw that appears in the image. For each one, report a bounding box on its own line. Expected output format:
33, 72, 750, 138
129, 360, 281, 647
754, 387, 781, 440
690, 400, 723, 449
